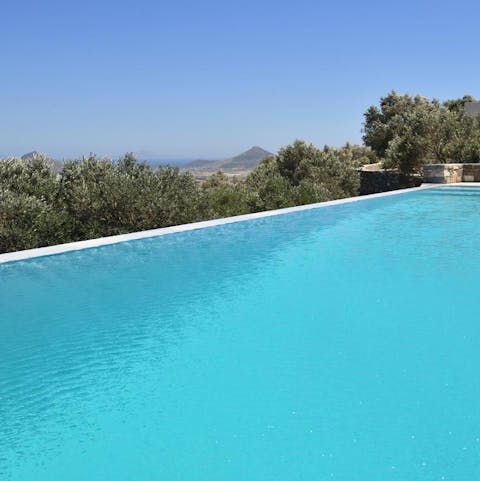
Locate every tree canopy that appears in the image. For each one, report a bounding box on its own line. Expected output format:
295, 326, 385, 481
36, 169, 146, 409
2, 90, 479, 253
0, 143, 363, 253
363, 91, 480, 175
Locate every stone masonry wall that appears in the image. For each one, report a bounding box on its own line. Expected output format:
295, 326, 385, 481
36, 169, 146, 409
359, 170, 422, 195
360, 163, 480, 195
461, 164, 480, 182
424, 163, 480, 183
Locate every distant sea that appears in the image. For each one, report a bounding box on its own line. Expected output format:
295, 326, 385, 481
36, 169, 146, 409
143, 159, 193, 168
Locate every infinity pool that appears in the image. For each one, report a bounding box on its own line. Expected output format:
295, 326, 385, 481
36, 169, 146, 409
1, 186, 479, 480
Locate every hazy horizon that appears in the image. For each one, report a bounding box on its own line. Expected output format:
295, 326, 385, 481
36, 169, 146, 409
0, 145, 276, 164
2, 0, 479, 158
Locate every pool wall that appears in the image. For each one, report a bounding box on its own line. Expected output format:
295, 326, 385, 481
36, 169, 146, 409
0, 183, 462, 264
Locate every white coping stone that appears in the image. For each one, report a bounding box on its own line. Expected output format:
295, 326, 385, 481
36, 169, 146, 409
0, 183, 477, 265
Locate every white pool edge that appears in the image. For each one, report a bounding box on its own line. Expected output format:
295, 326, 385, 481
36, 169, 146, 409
0, 183, 473, 264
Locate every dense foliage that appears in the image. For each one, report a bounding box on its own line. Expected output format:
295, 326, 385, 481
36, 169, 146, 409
0, 141, 363, 253
363, 91, 480, 175
2, 91, 479, 253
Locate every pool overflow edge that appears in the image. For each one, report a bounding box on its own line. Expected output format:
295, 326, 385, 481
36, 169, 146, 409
0, 183, 476, 264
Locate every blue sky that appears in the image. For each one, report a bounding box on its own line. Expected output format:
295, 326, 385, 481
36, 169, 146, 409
2, 0, 479, 159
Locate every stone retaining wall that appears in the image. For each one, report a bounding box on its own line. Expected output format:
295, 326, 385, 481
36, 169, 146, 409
462, 164, 480, 182
423, 163, 480, 183
359, 170, 422, 195
360, 163, 480, 194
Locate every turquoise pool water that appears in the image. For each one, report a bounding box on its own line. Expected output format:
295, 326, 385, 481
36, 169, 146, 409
1, 186, 480, 480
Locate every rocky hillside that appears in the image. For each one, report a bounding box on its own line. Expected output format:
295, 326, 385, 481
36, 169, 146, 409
184, 146, 273, 173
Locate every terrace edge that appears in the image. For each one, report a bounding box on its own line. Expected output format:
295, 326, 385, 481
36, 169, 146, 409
0, 183, 459, 264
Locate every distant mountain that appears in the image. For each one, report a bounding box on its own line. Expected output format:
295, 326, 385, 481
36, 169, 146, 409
21, 151, 64, 173
184, 146, 273, 173
20, 151, 39, 160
